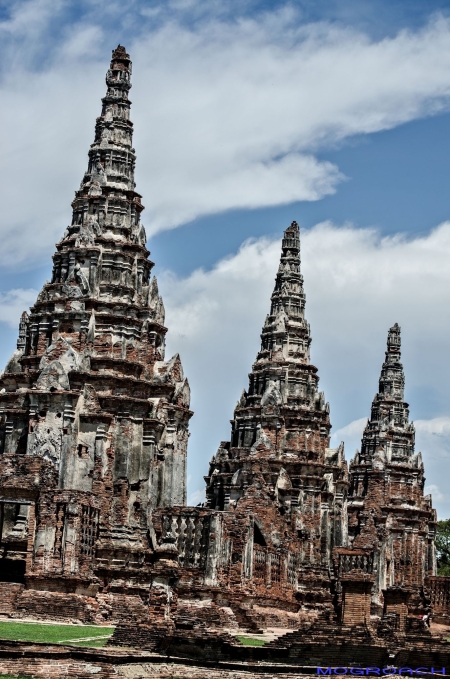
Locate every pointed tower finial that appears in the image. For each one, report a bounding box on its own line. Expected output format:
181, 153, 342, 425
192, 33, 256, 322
379, 323, 404, 401
358, 323, 412, 466
387, 322, 401, 350
258, 219, 309, 364
282, 220, 300, 248
112, 44, 129, 57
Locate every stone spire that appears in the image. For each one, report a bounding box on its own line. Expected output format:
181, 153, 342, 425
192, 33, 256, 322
358, 323, 414, 466
241, 222, 331, 424
63, 44, 147, 277
0, 46, 191, 591
232, 220, 328, 447
380, 323, 405, 399
347, 324, 436, 602
204, 221, 348, 572
257, 220, 311, 367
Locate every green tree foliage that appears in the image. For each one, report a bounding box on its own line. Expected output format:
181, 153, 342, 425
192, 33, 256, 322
436, 519, 450, 576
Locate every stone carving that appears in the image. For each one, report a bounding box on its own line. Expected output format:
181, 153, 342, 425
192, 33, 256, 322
39, 338, 80, 373
88, 182, 102, 197
236, 389, 247, 408
35, 360, 70, 391
79, 384, 101, 413
100, 128, 111, 146
131, 221, 147, 246
174, 378, 191, 408
260, 381, 282, 407
87, 310, 95, 343
61, 282, 82, 298
149, 276, 165, 325
94, 162, 107, 183
75, 215, 101, 248
30, 420, 61, 464
63, 264, 90, 296
36, 283, 49, 303
250, 425, 272, 454
274, 308, 288, 332
3, 313, 28, 375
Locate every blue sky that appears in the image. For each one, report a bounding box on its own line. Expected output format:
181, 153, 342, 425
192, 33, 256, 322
2, 0, 450, 515
151, 112, 450, 275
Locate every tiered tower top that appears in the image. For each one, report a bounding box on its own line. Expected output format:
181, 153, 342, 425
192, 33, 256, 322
241, 220, 327, 428
357, 324, 415, 466
256, 221, 311, 369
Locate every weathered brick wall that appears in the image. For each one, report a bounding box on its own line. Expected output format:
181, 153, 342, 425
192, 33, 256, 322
384, 600, 409, 631
0, 583, 23, 617
426, 576, 450, 621
341, 578, 373, 626
13, 589, 96, 622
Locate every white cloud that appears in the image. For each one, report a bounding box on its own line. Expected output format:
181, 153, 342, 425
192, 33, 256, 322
2, 7, 450, 263
416, 418, 450, 518
188, 488, 206, 505
159, 221, 450, 514
330, 417, 367, 455
0, 0, 63, 40
132, 15, 450, 234
0, 289, 38, 328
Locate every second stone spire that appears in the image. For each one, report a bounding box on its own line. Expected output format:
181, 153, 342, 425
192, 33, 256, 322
205, 220, 348, 570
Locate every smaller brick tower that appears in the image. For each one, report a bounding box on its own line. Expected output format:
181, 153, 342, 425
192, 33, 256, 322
190, 221, 348, 622
346, 324, 436, 620
204, 221, 349, 562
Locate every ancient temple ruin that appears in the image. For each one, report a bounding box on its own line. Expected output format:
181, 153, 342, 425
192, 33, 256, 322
0, 45, 191, 622
148, 222, 436, 636
0, 45, 444, 645
335, 323, 437, 628
192, 220, 349, 625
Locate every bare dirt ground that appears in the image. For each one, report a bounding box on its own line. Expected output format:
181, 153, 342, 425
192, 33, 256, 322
430, 621, 450, 639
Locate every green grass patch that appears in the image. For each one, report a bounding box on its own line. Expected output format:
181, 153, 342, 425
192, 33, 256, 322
66, 638, 110, 647
0, 621, 114, 646
236, 635, 266, 646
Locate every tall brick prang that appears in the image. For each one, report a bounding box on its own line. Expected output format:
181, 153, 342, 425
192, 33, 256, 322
0, 45, 191, 622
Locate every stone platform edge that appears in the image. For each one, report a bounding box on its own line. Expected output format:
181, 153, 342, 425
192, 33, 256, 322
0, 639, 331, 675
